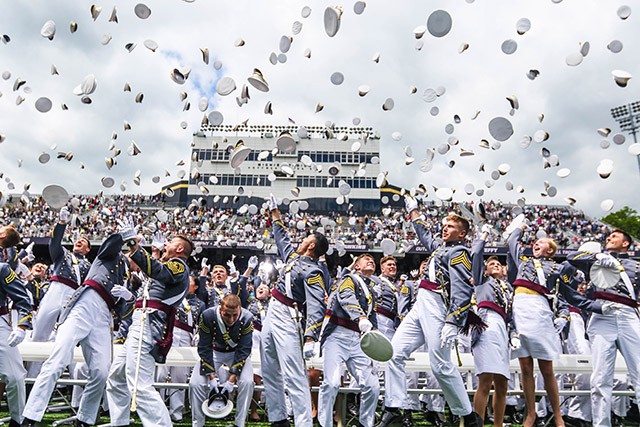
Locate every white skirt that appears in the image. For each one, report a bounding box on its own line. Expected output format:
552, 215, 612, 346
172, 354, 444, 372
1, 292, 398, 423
512, 293, 560, 360
472, 308, 510, 378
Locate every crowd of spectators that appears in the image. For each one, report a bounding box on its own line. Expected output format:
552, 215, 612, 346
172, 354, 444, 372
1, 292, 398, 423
0, 193, 617, 251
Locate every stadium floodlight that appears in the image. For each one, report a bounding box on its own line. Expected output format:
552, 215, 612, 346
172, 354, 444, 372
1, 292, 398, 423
610, 100, 640, 174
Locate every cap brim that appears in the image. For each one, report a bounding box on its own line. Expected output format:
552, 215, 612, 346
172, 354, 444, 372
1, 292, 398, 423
201, 396, 234, 419
590, 263, 620, 290
42, 184, 69, 209
360, 330, 393, 362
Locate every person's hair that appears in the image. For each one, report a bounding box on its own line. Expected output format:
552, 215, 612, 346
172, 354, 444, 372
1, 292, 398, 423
380, 255, 396, 266
540, 238, 558, 256
311, 232, 329, 257
174, 235, 193, 258
221, 294, 241, 309
486, 255, 501, 265
610, 229, 633, 246
446, 214, 470, 236
212, 265, 228, 273
355, 253, 375, 265
1, 225, 20, 248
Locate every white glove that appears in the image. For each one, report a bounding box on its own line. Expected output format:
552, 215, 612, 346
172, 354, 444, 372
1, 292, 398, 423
8, 328, 26, 347
59, 207, 71, 223
117, 216, 138, 242
510, 334, 521, 350
573, 269, 586, 284
209, 377, 220, 393
404, 196, 418, 214
151, 231, 166, 251
248, 255, 259, 270
358, 318, 373, 334
221, 380, 234, 394
410, 269, 419, 279
440, 323, 459, 350
226, 259, 237, 275
111, 284, 133, 301
201, 257, 209, 269
266, 193, 278, 211
553, 317, 568, 334
601, 301, 623, 315
25, 242, 35, 262
303, 341, 317, 360
596, 253, 619, 269
399, 274, 408, 281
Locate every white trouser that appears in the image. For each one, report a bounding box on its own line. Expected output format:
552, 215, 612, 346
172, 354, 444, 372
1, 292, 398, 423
318, 326, 380, 427
0, 315, 27, 423
260, 299, 313, 425
105, 344, 130, 426
27, 281, 76, 378
420, 372, 446, 412
564, 312, 592, 421
71, 362, 89, 408
156, 327, 192, 421
385, 288, 472, 416
376, 313, 395, 340
189, 352, 254, 427
251, 328, 262, 377
588, 307, 640, 427
23, 290, 113, 425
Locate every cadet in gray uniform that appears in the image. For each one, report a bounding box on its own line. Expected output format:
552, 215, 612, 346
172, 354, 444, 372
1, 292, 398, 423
378, 197, 483, 427
190, 294, 254, 427
507, 224, 616, 427
0, 262, 33, 427
318, 253, 381, 427
565, 229, 640, 427
470, 230, 517, 427
23, 228, 131, 427
28, 207, 90, 375
261, 194, 329, 427
373, 255, 399, 339
106, 233, 192, 427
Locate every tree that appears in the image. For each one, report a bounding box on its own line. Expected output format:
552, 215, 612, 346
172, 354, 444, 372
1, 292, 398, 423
601, 206, 640, 240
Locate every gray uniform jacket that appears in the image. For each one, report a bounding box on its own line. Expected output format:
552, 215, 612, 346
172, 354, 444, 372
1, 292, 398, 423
59, 232, 129, 323
198, 307, 253, 376
565, 250, 640, 305
272, 219, 327, 341
129, 247, 190, 360
49, 222, 90, 287
321, 272, 378, 345
0, 262, 33, 329
507, 228, 603, 314
397, 279, 418, 321
371, 274, 399, 323
247, 296, 270, 331
412, 217, 474, 328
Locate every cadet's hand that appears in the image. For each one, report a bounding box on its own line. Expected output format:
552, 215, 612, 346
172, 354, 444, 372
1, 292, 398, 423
404, 196, 418, 214
209, 377, 220, 393
248, 256, 259, 270
596, 253, 618, 269
226, 259, 237, 275
303, 341, 317, 360
25, 242, 35, 262
358, 318, 373, 334
59, 207, 71, 223
117, 216, 138, 243
111, 285, 133, 301
221, 380, 234, 395
440, 323, 459, 350
601, 301, 624, 315
553, 317, 568, 334
410, 269, 419, 279
510, 333, 521, 351
266, 193, 279, 211
8, 328, 26, 347
151, 231, 166, 251
399, 274, 408, 281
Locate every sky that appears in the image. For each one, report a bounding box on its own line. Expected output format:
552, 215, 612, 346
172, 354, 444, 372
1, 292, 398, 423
1, 0, 639, 219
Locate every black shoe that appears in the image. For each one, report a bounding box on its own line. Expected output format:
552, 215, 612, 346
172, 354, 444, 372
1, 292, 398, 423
424, 411, 445, 427
563, 415, 590, 427
402, 410, 414, 427
74, 420, 91, 427
9, 420, 21, 427
534, 415, 551, 427
375, 408, 403, 427
271, 420, 291, 427
20, 419, 38, 427
462, 411, 484, 427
